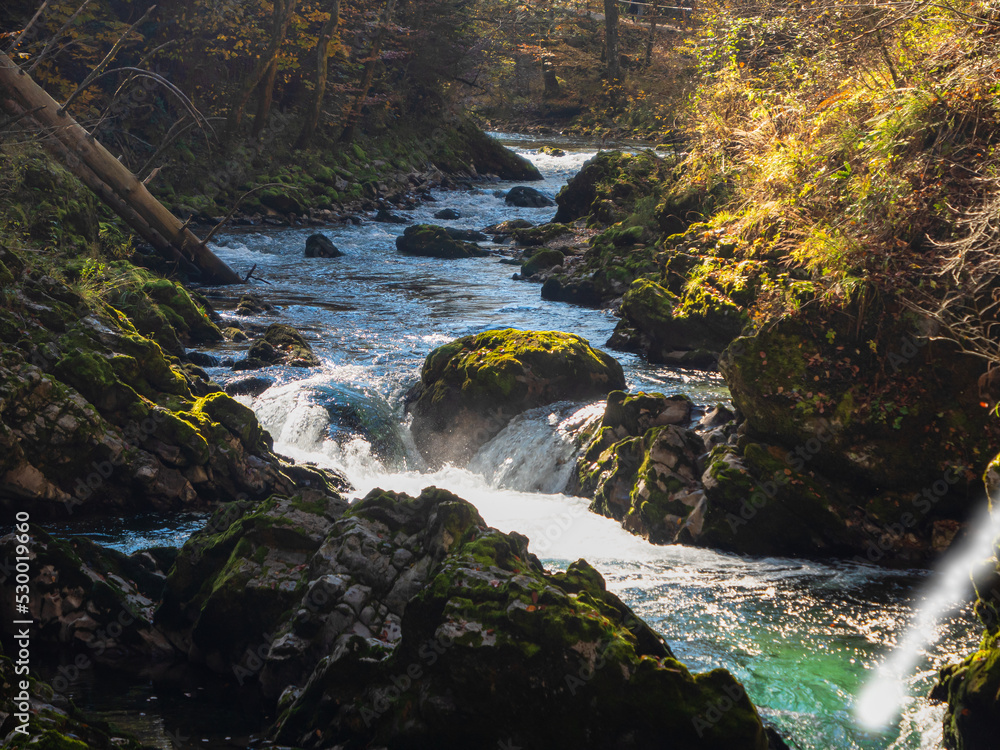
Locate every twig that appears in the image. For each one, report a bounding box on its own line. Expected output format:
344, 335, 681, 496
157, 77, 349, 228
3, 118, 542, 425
27, 0, 92, 73
7, 0, 51, 56
0, 104, 45, 132
60, 5, 156, 114
202, 182, 300, 246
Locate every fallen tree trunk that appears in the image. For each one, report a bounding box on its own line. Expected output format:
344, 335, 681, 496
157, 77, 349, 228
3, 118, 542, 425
0, 52, 243, 286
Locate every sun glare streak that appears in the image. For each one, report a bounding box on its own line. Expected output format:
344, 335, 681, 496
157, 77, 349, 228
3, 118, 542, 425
855, 501, 1000, 731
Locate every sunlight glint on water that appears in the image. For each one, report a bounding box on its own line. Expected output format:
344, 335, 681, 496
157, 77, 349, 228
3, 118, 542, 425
203, 136, 984, 749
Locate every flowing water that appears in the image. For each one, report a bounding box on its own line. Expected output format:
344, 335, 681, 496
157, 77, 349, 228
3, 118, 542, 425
58, 134, 981, 748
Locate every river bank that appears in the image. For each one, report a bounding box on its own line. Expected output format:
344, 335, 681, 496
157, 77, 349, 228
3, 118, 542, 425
0, 135, 986, 748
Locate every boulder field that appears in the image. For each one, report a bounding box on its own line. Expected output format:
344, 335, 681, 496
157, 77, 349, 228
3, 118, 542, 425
1, 487, 780, 750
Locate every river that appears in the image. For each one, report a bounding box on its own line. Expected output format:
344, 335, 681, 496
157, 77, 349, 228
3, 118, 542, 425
55, 134, 979, 749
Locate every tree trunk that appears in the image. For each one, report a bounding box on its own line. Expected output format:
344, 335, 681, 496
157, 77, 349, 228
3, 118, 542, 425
296, 0, 341, 149
340, 0, 397, 143
251, 55, 280, 138
645, 0, 659, 68
0, 52, 243, 285
603, 0, 621, 84
542, 60, 559, 98
227, 0, 297, 137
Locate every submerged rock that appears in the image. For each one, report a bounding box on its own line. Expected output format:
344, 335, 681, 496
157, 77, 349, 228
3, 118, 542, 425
235, 292, 274, 316
374, 209, 410, 225
157, 485, 771, 750
0, 648, 147, 749
434, 208, 461, 220
505, 185, 555, 207
305, 233, 343, 257
407, 329, 626, 466
395, 224, 487, 259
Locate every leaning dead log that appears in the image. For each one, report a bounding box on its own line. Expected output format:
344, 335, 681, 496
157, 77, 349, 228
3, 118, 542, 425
0, 51, 243, 286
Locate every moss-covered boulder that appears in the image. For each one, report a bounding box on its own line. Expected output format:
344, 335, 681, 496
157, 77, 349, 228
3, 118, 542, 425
0, 253, 334, 517
89, 268, 224, 356
238, 323, 321, 369
931, 530, 1000, 749
521, 248, 564, 277
553, 150, 669, 225
484, 218, 534, 235
575, 391, 706, 543
263, 487, 770, 750
407, 329, 626, 466
721, 318, 996, 494
156, 492, 348, 674
608, 278, 747, 369
699, 312, 1000, 563
511, 222, 571, 247
395, 224, 488, 259
430, 118, 542, 181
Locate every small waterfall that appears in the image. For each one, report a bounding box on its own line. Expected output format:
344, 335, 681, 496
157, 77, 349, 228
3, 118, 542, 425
248, 376, 407, 480
467, 401, 605, 494
855, 501, 1000, 730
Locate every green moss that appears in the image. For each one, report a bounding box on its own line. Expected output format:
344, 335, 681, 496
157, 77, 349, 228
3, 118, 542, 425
521, 249, 565, 277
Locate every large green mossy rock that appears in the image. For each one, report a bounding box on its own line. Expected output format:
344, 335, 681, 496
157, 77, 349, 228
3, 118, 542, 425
932, 527, 1000, 750
407, 329, 626, 466
520, 248, 564, 277
720, 319, 996, 492
0, 255, 322, 516
700, 313, 1000, 563
553, 150, 669, 226
265, 487, 770, 750
608, 278, 746, 369
512, 222, 571, 247
395, 224, 488, 259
